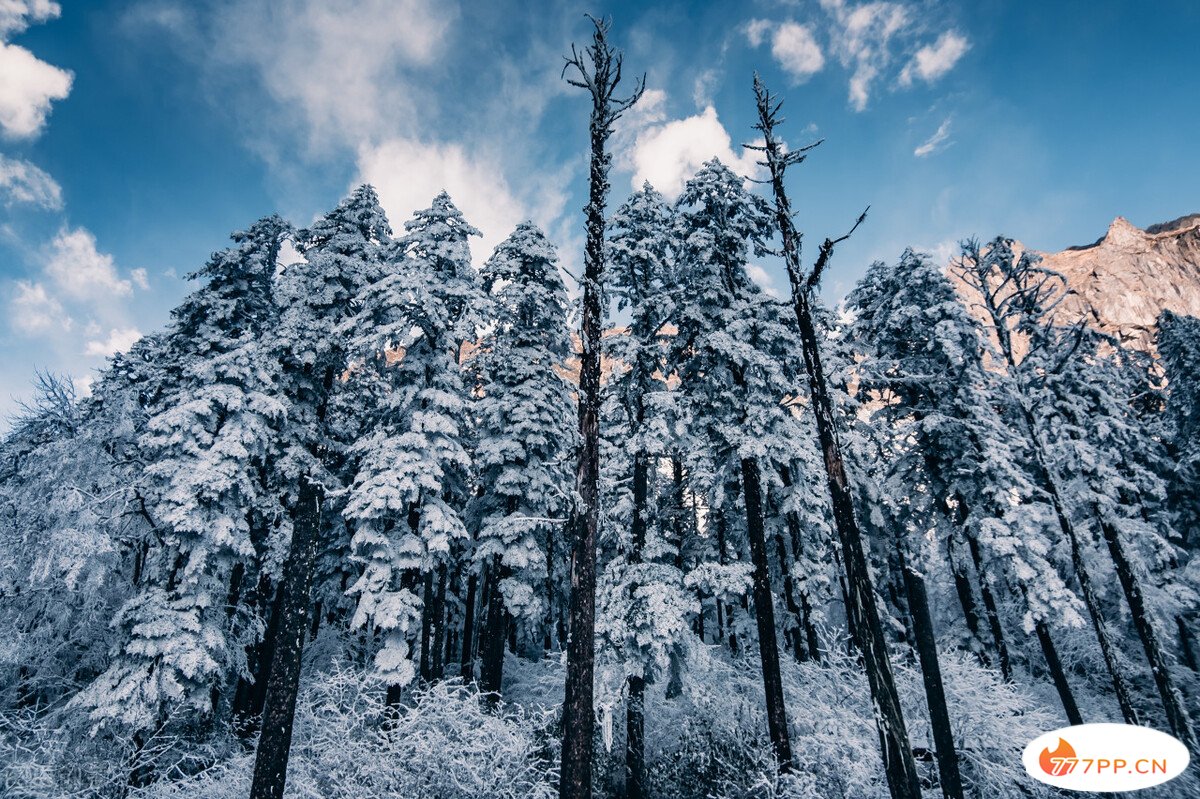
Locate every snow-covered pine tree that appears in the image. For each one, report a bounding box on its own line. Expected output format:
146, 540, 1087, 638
668, 158, 798, 771
1157, 310, 1200, 672
846, 248, 1021, 799
75, 216, 290, 735
470, 221, 577, 698
952, 237, 1142, 726
847, 248, 1089, 726
597, 184, 693, 798
250, 186, 391, 799
342, 191, 480, 698
1035, 327, 1196, 745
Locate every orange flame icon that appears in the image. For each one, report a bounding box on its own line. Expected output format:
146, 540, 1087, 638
1039, 738, 1077, 776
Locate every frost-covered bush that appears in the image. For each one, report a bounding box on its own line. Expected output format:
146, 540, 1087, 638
0, 703, 227, 799
136, 665, 556, 799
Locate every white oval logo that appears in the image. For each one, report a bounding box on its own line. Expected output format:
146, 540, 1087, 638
1022, 723, 1191, 791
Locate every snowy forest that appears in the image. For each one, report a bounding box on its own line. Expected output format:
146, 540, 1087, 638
2, 18, 1198, 799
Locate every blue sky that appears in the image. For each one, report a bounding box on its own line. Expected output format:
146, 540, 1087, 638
1, 0, 1198, 423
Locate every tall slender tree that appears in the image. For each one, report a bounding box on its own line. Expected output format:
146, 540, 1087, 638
249, 186, 391, 799
600, 184, 689, 797
668, 159, 798, 771
749, 75, 922, 799
560, 17, 644, 799
471, 222, 577, 698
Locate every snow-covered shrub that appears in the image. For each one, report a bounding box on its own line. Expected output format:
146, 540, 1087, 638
135, 665, 556, 799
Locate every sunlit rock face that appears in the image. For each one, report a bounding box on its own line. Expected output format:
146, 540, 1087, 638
1043, 214, 1200, 352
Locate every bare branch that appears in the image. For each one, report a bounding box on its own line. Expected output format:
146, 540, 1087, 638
808, 207, 869, 291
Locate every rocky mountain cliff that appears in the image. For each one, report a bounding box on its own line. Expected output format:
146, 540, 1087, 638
1037, 214, 1200, 352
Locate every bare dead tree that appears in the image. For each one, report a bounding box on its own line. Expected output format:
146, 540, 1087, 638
747, 74, 923, 799
559, 16, 644, 799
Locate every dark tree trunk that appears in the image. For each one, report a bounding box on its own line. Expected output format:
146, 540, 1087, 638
560, 20, 642, 799
479, 556, 508, 700
898, 549, 965, 799
1036, 620, 1083, 725
1022, 417, 1138, 726
671, 458, 687, 570
419, 570, 435, 682
714, 508, 734, 651
249, 476, 322, 799
946, 532, 989, 668
775, 530, 807, 661
625, 453, 649, 799
431, 564, 448, 680
740, 457, 794, 771
460, 569, 479, 682
1097, 513, 1196, 746
965, 532, 1012, 682
789, 298, 921, 798
779, 464, 821, 661
233, 573, 277, 736
752, 76, 920, 799
625, 675, 646, 799
545, 519, 557, 652
1178, 616, 1199, 673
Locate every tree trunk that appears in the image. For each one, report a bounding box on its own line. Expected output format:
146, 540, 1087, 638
249, 476, 322, 799
1178, 616, 1199, 672
561, 20, 642, 797
419, 570, 435, 682
479, 555, 509, 701
625, 675, 646, 799
946, 533, 989, 669
625, 453, 649, 798
1021, 414, 1138, 726
545, 518, 557, 652
460, 569, 479, 682
965, 532, 1012, 682
779, 464, 821, 661
1097, 513, 1195, 746
431, 563, 448, 680
789, 293, 922, 799
1036, 620, 1083, 725
775, 530, 807, 661
740, 457, 794, 771
753, 92, 919, 794
898, 549, 964, 799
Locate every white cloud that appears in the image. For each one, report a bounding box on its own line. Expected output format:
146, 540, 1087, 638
84, 327, 142, 357
746, 264, 780, 297
819, 0, 909, 111
0, 1, 60, 38
44, 227, 133, 300
130, 267, 150, 289
192, 0, 453, 150
8, 279, 69, 334
357, 137, 528, 264
914, 117, 952, 157
900, 30, 969, 86
0, 40, 72, 138
744, 20, 825, 85
770, 22, 825, 83
627, 105, 761, 200
0, 2, 70, 139
744, 19, 773, 48
0, 152, 61, 208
